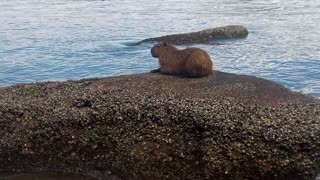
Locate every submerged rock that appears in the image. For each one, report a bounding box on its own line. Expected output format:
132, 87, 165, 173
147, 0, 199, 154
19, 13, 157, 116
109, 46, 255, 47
0, 71, 319, 180
136, 25, 249, 45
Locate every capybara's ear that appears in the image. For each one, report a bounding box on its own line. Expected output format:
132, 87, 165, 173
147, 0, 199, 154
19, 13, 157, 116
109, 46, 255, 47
163, 42, 167, 47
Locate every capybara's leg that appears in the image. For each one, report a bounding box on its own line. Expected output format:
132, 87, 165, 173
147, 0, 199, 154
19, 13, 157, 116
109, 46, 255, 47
150, 68, 161, 73
160, 66, 176, 75
179, 72, 190, 78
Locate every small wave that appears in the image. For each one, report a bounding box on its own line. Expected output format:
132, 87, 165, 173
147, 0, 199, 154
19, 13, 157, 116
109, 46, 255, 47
101, 40, 146, 48
121, 41, 141, 46
103, 41, 129, 48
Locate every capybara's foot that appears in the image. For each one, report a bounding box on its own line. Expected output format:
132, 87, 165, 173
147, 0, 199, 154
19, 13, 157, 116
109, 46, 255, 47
179, 72, 189, 78
150, 68, 161, 73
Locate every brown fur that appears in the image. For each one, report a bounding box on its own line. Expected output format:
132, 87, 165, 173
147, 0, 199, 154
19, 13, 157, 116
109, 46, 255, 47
151, 42, 213, 78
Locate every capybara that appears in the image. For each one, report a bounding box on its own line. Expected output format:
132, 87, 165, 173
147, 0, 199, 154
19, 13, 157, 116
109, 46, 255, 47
150, 42, 213, 78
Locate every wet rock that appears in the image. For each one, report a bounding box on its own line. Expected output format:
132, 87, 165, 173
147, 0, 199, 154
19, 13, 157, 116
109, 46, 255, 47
136, 25, 249, 45
0, 71, 319, 180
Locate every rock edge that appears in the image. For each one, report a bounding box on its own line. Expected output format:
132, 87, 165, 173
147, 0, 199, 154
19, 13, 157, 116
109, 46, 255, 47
136, 25, 249, 45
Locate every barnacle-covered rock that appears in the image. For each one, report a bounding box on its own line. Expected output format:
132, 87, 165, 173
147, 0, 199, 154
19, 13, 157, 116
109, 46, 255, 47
0, 71, 319, 180
136, 25, 249, 45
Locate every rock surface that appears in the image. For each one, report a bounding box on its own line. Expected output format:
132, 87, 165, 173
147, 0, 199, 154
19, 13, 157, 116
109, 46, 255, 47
0, 71, 319, 180
136, 25, 249, 45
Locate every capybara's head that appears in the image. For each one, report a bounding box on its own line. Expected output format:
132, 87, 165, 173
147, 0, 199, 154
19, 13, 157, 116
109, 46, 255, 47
151, 42, 171, 58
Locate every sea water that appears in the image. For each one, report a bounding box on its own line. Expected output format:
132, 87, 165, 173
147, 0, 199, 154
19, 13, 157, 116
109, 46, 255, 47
0, 0, 320, 179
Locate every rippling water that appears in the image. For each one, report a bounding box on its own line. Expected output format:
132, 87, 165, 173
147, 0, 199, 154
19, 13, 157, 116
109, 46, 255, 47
0, 0, 320, 97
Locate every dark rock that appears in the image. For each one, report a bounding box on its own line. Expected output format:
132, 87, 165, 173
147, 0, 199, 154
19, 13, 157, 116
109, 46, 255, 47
0, 71, 319, 180
136, 25, 249, 45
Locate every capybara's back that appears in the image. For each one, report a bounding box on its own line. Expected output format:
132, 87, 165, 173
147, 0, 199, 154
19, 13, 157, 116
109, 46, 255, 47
150, 42, 213, 78
181, 48, 213, 78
